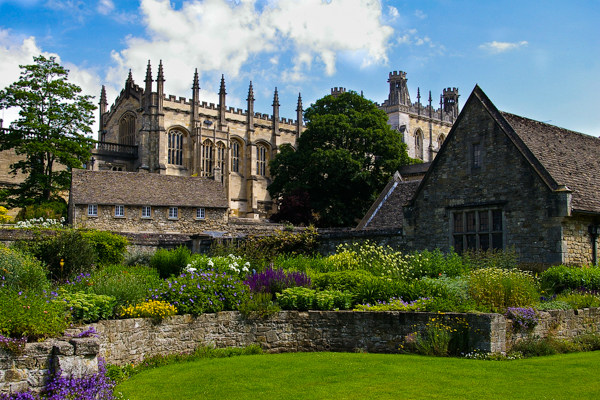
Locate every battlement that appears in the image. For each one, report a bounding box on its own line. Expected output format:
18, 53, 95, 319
331, 87, 347, 97
389, 71, 407, 80
443, 87, 459, 96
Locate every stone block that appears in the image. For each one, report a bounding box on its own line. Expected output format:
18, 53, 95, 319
70, 338, 100, 356
52, 341, 74, 356
54, 356, 98, 379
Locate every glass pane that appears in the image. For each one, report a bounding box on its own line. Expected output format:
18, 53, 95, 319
479, 234, 490, 251
453, 236, 463, 254
466, 234, 477, 250
479, 211, 489, 232
466, 212, 476, 232
453, 213, 463, 233
492, 210, 502, 231
492, 233, 503, 249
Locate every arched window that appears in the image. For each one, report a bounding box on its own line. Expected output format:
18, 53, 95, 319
202, 139, 214, 176
438, 134, 445, 150
231, 140, 241, 173
168, 130, 183, 165
118, 113, 136, 146
256, 144, 268, 176
415, 129, 423, 160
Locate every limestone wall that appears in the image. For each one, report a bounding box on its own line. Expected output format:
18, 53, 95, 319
0, 338, 99, 395
562, 215, 599, 265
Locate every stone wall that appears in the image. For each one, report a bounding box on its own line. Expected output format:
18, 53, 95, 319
562, 215, 600, 265
0, 338, 99, 395
92, 311, 504, 366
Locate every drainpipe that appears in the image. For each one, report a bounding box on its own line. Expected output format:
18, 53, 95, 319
588, 225, 598, 266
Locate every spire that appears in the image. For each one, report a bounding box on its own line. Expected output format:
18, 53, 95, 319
272, 87, 280, 136
126, 69, 133, 83
156, 60, 164, 114
100, 85, 107, 108
272, 87, 280, 107
296, 93, 303, 136
417, 87, 421, 116
439, 94, 443, 120
157, 60, 164, 83
219, 74, 227, 127
192, 69, 200, 123
192, 68, 200, 90
428, 90, 433, 118
247, 81, 255, 131
99, 85, 108, 132
144, 60, 153, 96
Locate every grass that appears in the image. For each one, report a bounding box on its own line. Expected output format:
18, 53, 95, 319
115, 351, 600, 399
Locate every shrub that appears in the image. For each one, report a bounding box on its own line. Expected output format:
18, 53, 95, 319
353, 297, 433, 312
0, 289, 69, 340
505, 307, 539, 333
12, 230, 97, 281
408, 316, 470, 357
311, 270, 374, 293
151, 269, 248, 315
119, 300, 177, 320
238, 292, 281, 318
81, 230, 129, 266
468, 267, 539, 312
124, 249, 154, 267
352, 276, 450, 305
244, 268, 311, 297
64, 264, 161, 307
150, 245, 191, 279
277, 287, 352, 311
14, 217, 65, 229
510, 335, 579, 357
462, 247, 519, 271
187, 254, 251, 279
0, 245, 49, 292
536, 296, 571, 311
15, 200, 67, 222
61, 291, 117, 322
272, 254, 332, 273
0, 206, 12, 223
554, 289, 600, 309
541, 264, 600, 293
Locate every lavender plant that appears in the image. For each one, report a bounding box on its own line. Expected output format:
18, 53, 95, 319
244, 267, 311, 298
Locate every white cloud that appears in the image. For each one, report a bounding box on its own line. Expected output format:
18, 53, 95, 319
0, 29, 102, 130
396, 29, 445, 56
414, 9, 426, 19
479, 40, 529, 54
106, 0, 393, 95
96, 0, 114, 15
387, 6, 399, 21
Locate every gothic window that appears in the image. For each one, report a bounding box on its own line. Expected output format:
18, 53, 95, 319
452, 209, 503, 254
168, 130, 184, 165
202, 139, 214, 176
256, 144, 268, 176
472, 143, 482, 169
438, 134, 445, 150
216, 141, 226, 172
118, 114, 136, 146
415, 129, 424, 160
231, 140, 241, 173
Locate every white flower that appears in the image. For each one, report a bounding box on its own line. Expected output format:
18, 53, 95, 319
208, 260, 214, 267
244, 262, 250, 267
242, 266, 249, 272
186, 267, 197, 273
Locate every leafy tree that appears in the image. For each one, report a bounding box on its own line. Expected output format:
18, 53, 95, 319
269, 90, 414, 227
0, 55, 96, 208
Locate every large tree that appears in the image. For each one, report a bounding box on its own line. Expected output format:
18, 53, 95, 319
268, 90, 415, 227
0, 55, 96, 208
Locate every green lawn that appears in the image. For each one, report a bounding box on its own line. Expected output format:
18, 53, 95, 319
115, 351, 600, 399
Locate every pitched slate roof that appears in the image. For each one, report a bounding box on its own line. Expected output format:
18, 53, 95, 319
357, 172, 421, 229
500, 112, 600, 213
71, 170, 228, 208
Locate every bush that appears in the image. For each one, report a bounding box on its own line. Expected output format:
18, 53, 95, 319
277, 287, 352, 311
187, 254, 251, 279
119, 300, 177, 320
352, 276, 450, 305
12, 230, 97, 281
462, 247, 519, 271
468, 267, 539, 312
238, 292, 281, 318
311, 270, 374, 293
505, 307, 539, 333
150, 245, 192, 279
411, 316, 471, 357
64, 264, 161, 307
0, 206, 12, 223
511, 335, 579, 357
81, 230, 129, 266
272, 254, 332, 273
0, 289, 69, 340
244, 268, 311, 298
541, 264, 600, 293
554, 289, 600, 309
353, 297, 433, 312
61, 291, 116, 322
124, 249, 154, 267
0, 245, 49, 292
15, 200, 67, 221
151, 269, 248, 315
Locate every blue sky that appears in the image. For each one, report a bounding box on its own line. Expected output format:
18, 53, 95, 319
1, 0, 599, 137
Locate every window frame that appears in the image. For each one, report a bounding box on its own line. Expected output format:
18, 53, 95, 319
452, 209, 503, 254
87, 204, 98, 217
168, 130, 184, 166
231, 140, 241, 173
141, 206, 152, 219
256, 144, 267, 176
196, 207, 206, 220
114, 205, 125, 218
168, 206, 178, 220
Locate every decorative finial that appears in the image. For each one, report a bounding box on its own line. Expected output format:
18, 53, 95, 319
157, 60, 164, 82
192, 68, 200, 90
219, 74, 226, 95
272, 87, 280, 107
247, 81, 254, 101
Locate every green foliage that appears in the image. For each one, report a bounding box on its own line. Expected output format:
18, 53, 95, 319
540, 264, 600, 293
353, 297, 433, 312
536, 299, 571, 311
268, 90, 413, 227
461, 247, 519, 271
12, 229, 97, 280
272, 254, 332, 273
554, 290, 600, 309
238, 227, 319, 266
238, 292, 281, 318
0, 245, 49, 292
276, 287, 352, 311
61, 290, 116, 322
152, 270, 248, 315
468, 267, 539, 312
119, 300, 177, 320
15, 200, 67, 221
510, 335, 580, 357
64, 264, 161, 307
81, 230, 129, 266
0, 55, 96, 207
188, 254, 251, 279
352, 275, 449, 305
311, 270, 375, 293
124, 249, 154, 267
150, 245, 192, 279
409, 316, 470, 357
0, 289, 69, 340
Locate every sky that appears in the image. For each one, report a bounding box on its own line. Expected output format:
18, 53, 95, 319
0, 0, 599, 138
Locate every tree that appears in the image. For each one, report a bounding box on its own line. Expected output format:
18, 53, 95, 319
268, 90, 415, 227
0, 55, 96, 208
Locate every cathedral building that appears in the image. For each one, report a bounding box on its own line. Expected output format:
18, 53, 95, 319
92, 61, 303, 219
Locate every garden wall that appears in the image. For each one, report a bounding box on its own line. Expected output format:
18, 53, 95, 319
0, 338, 99, 395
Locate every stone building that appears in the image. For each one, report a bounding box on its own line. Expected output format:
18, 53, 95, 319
363, 85, 600, 265
69, 169, 228, 234
91, 61, 304, 219
379, 71, 459, 162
